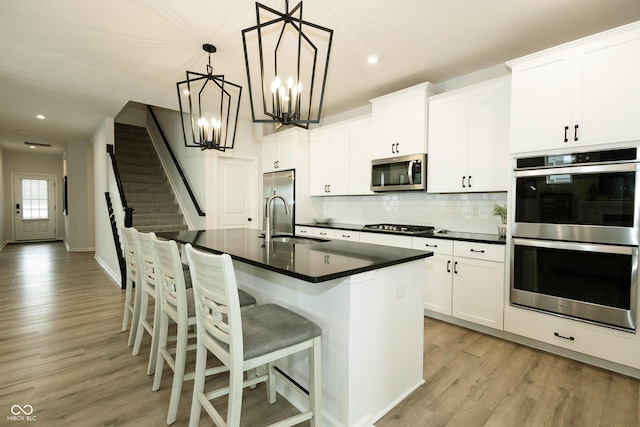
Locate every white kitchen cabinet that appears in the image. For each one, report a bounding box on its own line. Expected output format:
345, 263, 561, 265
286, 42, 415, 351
332, 230, 360, 242
509, 23, 640, 154
348, 116, 373, 195
262, 128, 307, 172
358, 232, 413, 249
309, 115, 373, 196
504, 306, 640, 370
413, 238, 505, 330
370, 82, 441, 159
452, 241, 504, 330
309, 124, 351, 195
412, 237, 454, 315
427, 77, 510, 193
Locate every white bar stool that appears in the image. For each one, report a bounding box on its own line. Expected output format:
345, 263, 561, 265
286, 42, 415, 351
119, 226, 139, 347
185, 244, 322, 427
151, 238, 257, 425
131, 230, 161, 375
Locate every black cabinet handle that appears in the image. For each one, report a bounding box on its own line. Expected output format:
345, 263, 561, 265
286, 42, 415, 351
446, 260, 451, 273
328, 184, 331, 193
468, 175, 472, 188
554, 332, 575, 341
396, 143, 399, 153
564, 126, 569, 143
453, 261, 458, 274
470, 249, 485, 253
424, 243, 438, 248
462, 176, 466, 188
574, 124, 579, 141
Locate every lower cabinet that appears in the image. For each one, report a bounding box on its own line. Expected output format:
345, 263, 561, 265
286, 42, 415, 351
505, 306, 640, 370
413, 238, 505, 330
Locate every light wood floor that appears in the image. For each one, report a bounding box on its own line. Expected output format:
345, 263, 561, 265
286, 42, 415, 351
1, 242, 638, 427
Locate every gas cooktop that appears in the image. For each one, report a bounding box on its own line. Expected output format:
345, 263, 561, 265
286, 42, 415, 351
362, 223, 435, 235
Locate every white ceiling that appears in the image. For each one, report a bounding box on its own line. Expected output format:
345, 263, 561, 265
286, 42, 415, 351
1, 0, 640, 154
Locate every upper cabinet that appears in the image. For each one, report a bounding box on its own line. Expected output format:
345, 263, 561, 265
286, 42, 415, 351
262, 128, 308, 172
427, 76, 511, 193
370, 82, 441, 159
509, 23, 640, 154
309, 115, 373, 196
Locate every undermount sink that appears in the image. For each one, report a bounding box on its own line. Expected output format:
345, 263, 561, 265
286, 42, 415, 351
265, 235, 329, 244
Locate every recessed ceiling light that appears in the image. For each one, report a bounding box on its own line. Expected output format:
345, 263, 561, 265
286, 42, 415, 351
36, 114, 45, 119
367, 55, 379, 65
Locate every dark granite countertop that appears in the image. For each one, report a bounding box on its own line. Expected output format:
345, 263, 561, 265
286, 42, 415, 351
297, 222, 506, 245
157, 228, 432, 283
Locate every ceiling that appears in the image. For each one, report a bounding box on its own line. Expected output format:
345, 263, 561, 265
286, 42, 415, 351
2, 0, 640, 155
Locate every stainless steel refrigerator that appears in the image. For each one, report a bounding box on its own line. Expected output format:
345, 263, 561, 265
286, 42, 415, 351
263, 169, 295, 236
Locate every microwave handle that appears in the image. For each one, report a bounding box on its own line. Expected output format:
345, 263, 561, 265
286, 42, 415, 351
407, 160, 414, 185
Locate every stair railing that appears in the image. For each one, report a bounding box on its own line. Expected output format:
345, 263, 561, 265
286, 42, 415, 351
105, 192, 127, 289
107, 144, 134, 227
147, 105, 205, 216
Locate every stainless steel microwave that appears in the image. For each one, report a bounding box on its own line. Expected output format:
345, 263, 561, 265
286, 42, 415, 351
371, 153, 426, 192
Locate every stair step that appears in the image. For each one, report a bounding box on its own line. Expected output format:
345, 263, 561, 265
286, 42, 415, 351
129, 203, 180, 214
133, 213, 185, 226
126, 192, 176, 204
114, 123, 188, 234
120, 172, 167, 184
134, 224, 189, 233
121, 182, 171, 193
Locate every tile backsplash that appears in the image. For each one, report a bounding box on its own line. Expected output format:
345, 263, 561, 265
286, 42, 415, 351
322, 192, 508, 235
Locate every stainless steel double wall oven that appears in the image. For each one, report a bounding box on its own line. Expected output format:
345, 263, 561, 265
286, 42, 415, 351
511, 148, 639, 331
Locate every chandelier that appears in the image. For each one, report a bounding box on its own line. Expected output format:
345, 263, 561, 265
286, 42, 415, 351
177, 44, 242, 151
242, 1, 333, 129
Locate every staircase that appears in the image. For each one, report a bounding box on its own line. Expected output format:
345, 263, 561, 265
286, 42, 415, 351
114, 123, 187, 233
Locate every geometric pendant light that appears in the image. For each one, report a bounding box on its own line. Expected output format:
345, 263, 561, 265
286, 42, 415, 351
177, 44, 242, 151
242, 1, 333, 129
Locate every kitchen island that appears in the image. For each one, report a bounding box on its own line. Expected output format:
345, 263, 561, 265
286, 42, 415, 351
158, 228, 433, 427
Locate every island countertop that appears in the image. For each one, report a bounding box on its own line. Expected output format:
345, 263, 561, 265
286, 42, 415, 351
157, 228, 432, 283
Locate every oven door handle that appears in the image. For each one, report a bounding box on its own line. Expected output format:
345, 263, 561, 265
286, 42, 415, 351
515, 162, 638, 177
512, 237, 635, 256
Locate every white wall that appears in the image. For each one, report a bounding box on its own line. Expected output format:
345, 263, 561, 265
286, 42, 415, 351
92, 117, 121, 286
0, 148, 4, 247
2, 150, 64, 242
64, 141, 95, 251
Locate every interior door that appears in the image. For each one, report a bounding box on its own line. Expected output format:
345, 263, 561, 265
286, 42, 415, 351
14, 174, 57, 241
217, 157, 258, 230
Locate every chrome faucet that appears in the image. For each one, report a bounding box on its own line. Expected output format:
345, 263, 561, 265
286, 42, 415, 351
264, 194, 290, 242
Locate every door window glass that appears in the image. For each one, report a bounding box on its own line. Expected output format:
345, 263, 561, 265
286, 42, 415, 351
22, 179, 49, 220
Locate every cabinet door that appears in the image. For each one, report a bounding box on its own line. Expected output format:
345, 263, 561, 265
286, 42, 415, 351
467, 80, 511, 192
423, 253, 453, 315
372, 97, 398, 159
427, 93, 469, 193
327, 125, 351, 195
396, 88, 427, 155
309, 130, 330, 196
349, 117, 373, 195
509, 52, 574, 154
262, 135, 280, 172
452, 257, 504, 330
275, 131, 299, 171
575, 31, 640, 146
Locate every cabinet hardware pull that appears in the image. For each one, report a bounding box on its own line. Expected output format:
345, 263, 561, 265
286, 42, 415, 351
470, 249, 485, 253
454, 261, 458, 274
342, 234, 350, 238
425, 244, 437, 247
447, 260, 451, 273
462, 176, 466, 188
564, 126, 569, 142
328, 184, 331, 193
396, 143, 399, 153
391, 143, 396, 153
574, 124, 579, 141
468, 175, 472, 188
554, 332, 575, 341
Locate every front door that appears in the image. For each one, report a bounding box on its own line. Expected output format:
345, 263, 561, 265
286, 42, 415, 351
13, 174, 57, 241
